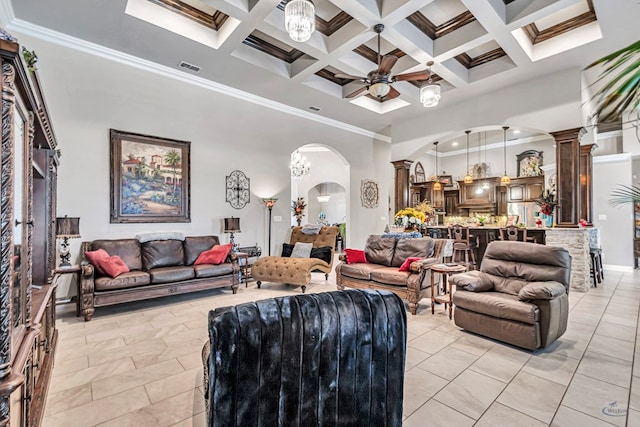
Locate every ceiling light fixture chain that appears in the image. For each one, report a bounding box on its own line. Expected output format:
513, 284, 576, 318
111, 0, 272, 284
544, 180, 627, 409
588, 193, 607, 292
285, 0, 316, 42
463, 130, 473, 184
290, 150, 311, 180
420, 61, 441, 108
433, 141, 442, 191
501, 126, 511, 185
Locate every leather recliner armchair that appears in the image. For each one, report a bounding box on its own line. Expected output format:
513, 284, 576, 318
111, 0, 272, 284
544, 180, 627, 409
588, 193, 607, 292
450, 241, 571, 351
202, 289, 406, 426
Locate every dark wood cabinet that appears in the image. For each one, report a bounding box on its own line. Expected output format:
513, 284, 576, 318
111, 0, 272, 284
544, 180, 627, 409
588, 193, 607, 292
0, 33, 59, 426
410, 182, 444, 209
507, 176, 545, 203
444, 190, 459, 216
496, 186, 508, 216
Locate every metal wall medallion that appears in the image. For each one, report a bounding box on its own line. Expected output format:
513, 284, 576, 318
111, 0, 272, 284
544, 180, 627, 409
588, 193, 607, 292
226, 170, 250, 209
361, 179, 379, 208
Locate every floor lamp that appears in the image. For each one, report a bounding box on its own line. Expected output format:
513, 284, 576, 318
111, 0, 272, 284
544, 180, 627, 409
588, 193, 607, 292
262, 198, 278, 256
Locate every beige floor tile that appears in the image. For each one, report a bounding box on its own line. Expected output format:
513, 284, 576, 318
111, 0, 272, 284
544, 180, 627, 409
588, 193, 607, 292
402, 366, 449, 416
132, 339, 205, 369
50, 358, 136, 394
92, 359, 184, 400
178, 351, 205, 371
521, 351, 580, 386
594, 321, 637, 343
98, 389, 205, 427
417, 346, 479, 381
405, 346, 430, 371
475, 402, 547, 427
123, 323, 189, 345
434, 370, 506, 419
403, 399, 475, 427
551, 405, 618, 426
538, 334, 589, 360
588, 334, 635, 362
468, 345, 531, 383
169, 410, 207, 427
408, 329, 457, 356
45, 383, 93, 416
564, 321, 598, 340
497, 371, 566, 423
44, 385, 150, 427
57, 336, 127, 360
601, 312, 637, 328
561, 373, 628, 426
52, 354, 89, 377
449, 333, 495, 356
569, 309, 602, 326
85, 322, 156, 343
605, 303, 639, 317
161, 327, 207, 345
628, 409, 640, 427
630, 376, 640, 411
577, 351, 633, 388
88, 338, 167, 367
149, 311, 207, 329
145, 367, 203, 403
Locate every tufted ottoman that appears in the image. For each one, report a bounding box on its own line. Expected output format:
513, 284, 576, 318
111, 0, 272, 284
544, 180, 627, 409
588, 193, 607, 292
251, 226, 338, 292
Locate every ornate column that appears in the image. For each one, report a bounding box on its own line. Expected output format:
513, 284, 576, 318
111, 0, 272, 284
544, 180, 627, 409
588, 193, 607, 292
391, 160, 413, 213
580, 144, 595, 225
551, 128, 583, 228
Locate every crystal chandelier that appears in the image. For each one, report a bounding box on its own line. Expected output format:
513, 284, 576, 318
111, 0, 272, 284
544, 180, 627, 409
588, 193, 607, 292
285, 0, 316, 43
420, 61, 441, 108
290, 150, 310, 179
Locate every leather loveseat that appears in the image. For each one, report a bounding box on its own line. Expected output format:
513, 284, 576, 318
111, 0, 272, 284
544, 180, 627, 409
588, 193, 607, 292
79, 236, 239, 321
450, 241, 571, 350
336, 235, 444, 315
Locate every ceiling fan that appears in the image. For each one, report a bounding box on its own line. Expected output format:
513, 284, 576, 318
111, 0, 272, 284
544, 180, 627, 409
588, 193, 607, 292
335, 24, 434, 101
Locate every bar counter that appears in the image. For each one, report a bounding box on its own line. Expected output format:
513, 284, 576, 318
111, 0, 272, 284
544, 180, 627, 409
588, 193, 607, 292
425, 226, 591, 292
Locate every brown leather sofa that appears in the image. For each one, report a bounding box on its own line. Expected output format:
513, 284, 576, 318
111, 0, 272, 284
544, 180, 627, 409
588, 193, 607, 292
336, 235, 444, 315
450, 241, 571, 350
79, 236, 239, 321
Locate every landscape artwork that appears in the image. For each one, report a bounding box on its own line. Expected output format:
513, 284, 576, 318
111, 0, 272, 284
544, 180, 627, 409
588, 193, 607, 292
110, 129, 191, 223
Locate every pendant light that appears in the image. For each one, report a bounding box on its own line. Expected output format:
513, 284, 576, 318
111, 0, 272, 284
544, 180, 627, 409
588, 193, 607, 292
285, 0, 316, 42
433, 141, 442, 191
420, 61, 441, 108
500, 126, 511, 185
463, 130, 473, 184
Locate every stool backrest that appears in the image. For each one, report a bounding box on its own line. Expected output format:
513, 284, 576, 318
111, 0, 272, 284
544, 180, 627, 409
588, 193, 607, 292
448, 224, 472, 244
500, 225, 527, 242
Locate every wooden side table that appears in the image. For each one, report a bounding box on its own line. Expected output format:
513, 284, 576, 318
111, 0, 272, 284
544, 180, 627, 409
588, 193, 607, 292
430, 263, 466, 319
53, 265, 82, 315
235, 252, 250, 287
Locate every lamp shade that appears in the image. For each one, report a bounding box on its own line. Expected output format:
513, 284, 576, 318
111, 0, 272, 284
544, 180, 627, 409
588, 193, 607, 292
262, 197, 278, 208
56, 216, 80, 238
420, 83, 441, 107
368, 82, 391, 98
224, 217, 241, 233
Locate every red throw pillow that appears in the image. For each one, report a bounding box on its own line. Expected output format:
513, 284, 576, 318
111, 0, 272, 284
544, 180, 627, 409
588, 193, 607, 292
344, 248, 367, 265
195, 244, 233, 265
100, 256, 130, 278
399, 257, 422, 272
85, 249, 110, 275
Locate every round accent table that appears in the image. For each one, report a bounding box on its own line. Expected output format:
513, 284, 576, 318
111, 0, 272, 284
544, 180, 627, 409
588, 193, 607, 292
430, 263, 467, 319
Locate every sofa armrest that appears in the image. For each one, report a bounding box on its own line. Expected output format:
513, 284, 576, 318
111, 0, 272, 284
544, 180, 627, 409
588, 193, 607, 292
409, 257, 439, 273
449, 271, 494, 292
518, 281, 566, 301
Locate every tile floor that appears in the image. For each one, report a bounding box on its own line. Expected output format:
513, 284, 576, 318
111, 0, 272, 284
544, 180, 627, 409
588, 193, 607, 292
44, 267, 640, 426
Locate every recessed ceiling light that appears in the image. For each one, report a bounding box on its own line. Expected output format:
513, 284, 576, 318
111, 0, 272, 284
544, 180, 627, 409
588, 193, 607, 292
513, 130, 521, 134
452, 141, 459, 146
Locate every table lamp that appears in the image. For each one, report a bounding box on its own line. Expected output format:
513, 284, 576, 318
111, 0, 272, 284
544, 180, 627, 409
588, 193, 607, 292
224, 217, 241, 252
56, 216, 80, 268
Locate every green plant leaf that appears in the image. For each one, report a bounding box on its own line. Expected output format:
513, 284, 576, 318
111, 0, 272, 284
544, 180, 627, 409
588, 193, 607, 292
609, 184, 640, 206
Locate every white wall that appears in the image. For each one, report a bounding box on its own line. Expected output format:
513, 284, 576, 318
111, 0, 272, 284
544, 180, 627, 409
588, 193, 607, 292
307, 183, 347, 225
18, 33, 391, 296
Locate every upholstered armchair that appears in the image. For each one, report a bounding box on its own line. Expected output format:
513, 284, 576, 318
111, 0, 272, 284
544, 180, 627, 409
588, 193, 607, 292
202, 289, 406, 426
450, 241, 571, 350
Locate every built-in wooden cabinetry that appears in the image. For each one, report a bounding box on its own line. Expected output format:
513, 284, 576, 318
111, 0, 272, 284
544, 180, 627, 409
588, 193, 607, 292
506, 176, 544, 203
457, 177, 500, 215
0, 32, 59, 426
410, 181, 444, 209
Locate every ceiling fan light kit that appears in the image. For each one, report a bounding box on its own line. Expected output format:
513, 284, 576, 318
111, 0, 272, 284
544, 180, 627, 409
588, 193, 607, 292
285, 0, 316, 42
368, 82, 391, 98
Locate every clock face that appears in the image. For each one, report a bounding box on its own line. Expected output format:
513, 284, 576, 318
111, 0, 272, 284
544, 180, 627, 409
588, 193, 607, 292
226, 170, 250, 209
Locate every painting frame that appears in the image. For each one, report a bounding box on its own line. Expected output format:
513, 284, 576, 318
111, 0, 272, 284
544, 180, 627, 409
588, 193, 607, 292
110, 129, 191, 223
517, 150, 543, 177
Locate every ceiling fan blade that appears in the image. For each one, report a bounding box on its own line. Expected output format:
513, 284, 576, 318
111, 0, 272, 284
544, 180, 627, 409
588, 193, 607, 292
394, 70, 431, 82
378, 55, 398, 74
345, 86, 368, 99
334, 73, 366, 81
385, 85, 401, 100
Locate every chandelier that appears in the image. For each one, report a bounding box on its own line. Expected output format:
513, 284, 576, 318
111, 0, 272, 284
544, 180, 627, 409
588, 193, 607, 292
420, 61, 441, 108
290, 150, 310, 179
285, 0, 316, 42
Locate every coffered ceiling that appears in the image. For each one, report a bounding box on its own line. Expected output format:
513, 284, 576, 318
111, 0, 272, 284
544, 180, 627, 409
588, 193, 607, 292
3, 0, 639, 139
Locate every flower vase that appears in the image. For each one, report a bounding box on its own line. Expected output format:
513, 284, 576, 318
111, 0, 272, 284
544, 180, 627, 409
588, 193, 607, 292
543, 214, 553, 227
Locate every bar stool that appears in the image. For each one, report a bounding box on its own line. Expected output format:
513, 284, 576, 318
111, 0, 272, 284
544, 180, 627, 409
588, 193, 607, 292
447, 224, 477, 271
589, 247, 604, 287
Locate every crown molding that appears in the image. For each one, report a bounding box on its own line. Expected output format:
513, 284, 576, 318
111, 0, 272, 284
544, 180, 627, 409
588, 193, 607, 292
5, 16, 392, 144
0, 0, 15, 27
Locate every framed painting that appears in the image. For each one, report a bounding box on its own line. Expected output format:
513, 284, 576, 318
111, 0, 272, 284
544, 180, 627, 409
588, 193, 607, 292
437, 175, 453, 186
110, 129, 191, 223
517, 150, 543, 177
414, 162, 426, 183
